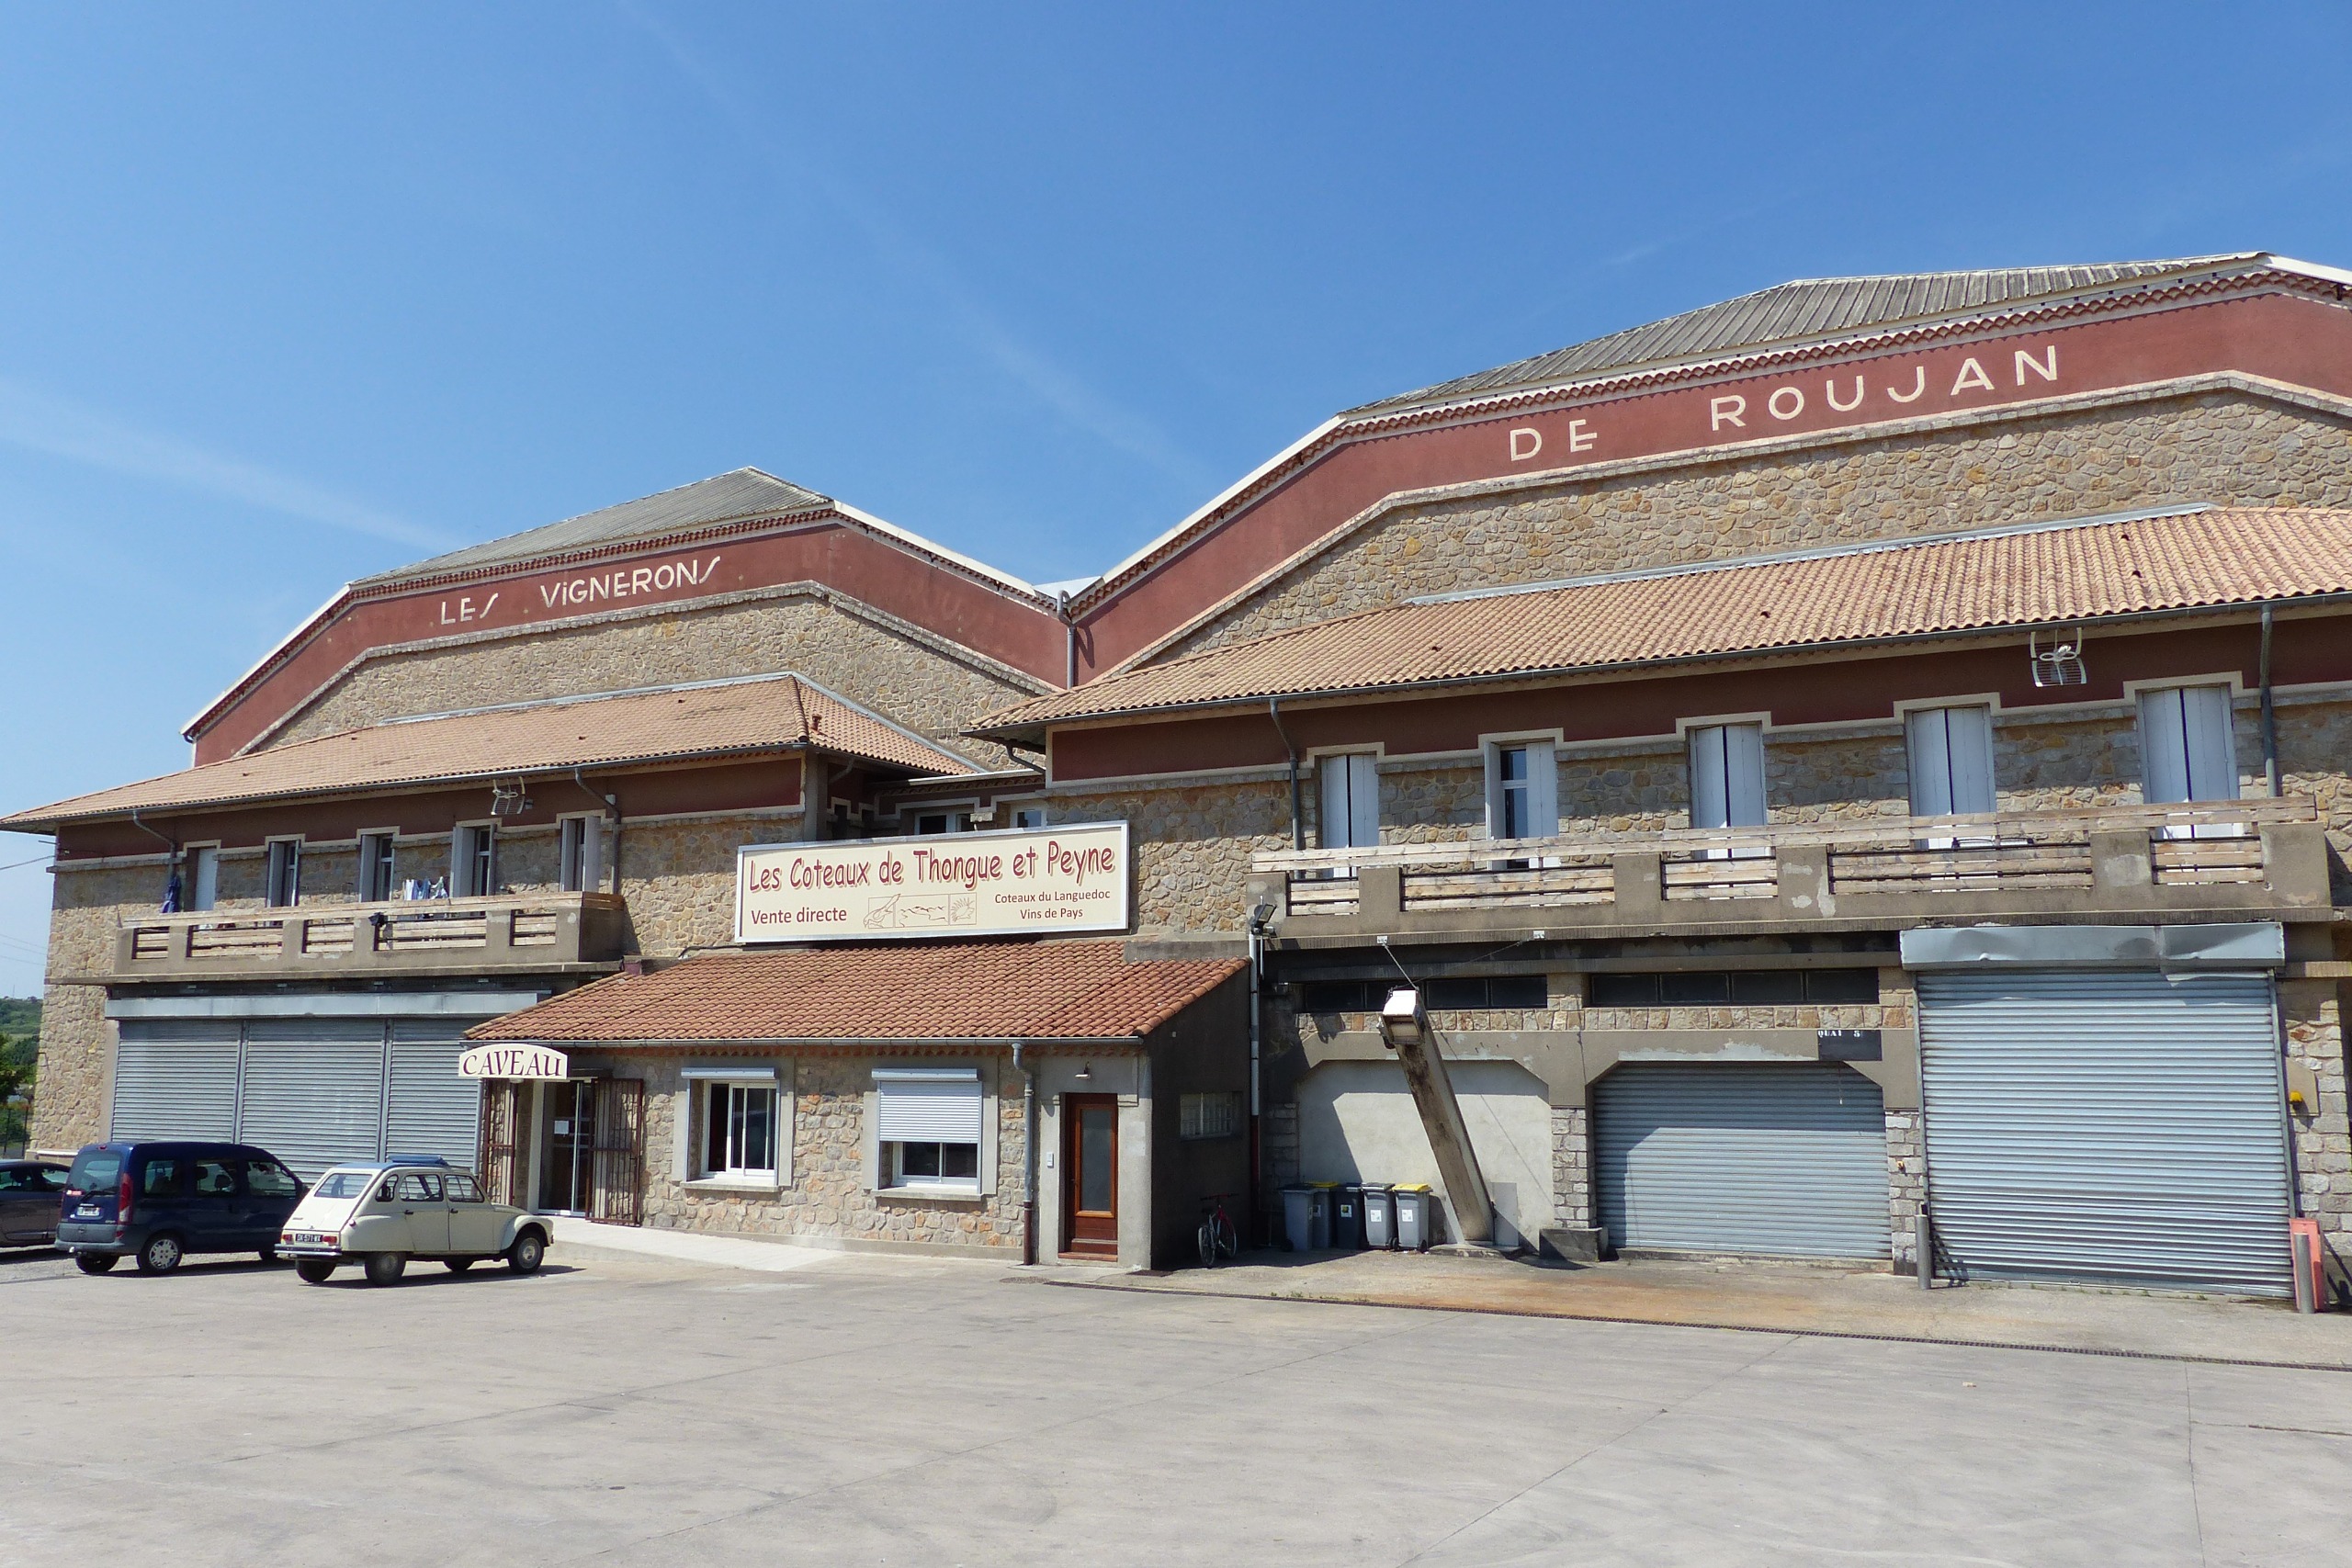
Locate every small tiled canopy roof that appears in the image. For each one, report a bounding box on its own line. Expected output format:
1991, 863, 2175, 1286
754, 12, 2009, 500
3, 672, 975, 830
469, 942, 1245, 1044
976, 506, 2352, 737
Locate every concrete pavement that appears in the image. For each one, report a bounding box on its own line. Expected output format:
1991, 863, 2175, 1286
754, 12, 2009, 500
2, 1241, 2348, 1564
1053, 1247, 2352, 1370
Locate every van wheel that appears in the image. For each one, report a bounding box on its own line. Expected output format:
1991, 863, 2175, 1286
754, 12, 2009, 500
444, 1258, 474, 1273
74, 1252, 119, 1275
296, 1259, 336, 1285
507, 1231, 546, 1276
136, 1234, 185, 1275
363, 1252, 408, 1287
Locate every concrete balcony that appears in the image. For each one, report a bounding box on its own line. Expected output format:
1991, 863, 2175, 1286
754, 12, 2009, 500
1250, 799, 2335, 947
113, 892, 630, 981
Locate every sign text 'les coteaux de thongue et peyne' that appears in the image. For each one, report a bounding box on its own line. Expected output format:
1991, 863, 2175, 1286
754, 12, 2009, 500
736, 822, 1130, 943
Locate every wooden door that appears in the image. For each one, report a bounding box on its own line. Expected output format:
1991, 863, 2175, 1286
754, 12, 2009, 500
1061, 1093, 1119, 1258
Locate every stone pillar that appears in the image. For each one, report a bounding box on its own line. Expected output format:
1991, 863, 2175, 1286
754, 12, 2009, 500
2281, 980, 2349, 1280
1886, 1109, 1926, 1274
1550, 1103, 1591, 1227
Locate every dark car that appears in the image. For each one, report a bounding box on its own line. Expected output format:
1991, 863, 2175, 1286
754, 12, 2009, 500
0, 1160, 72, 1247
56, 1143, 307, 1275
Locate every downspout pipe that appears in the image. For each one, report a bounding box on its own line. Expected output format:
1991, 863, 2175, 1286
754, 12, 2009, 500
1246, 910, 1267, 1247
1056, 592, 1078, 690
129, 807, 179, 906
1012, 1041, 1038, 1265
2259, 605, 2281, 797
1267, 698, 1304, 851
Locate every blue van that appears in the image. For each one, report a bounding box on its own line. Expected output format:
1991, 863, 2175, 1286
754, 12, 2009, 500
57, 1143, 307, 1275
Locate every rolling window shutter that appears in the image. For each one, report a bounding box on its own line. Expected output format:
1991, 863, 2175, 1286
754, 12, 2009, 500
874, 1068, 982, 1142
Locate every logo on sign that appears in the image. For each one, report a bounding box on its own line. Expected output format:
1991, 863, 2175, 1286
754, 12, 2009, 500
458, 1044, 571, 1079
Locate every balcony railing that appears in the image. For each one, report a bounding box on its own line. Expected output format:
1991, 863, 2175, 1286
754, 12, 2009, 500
1252, 799, 2333, 939
114, 892, 629, 979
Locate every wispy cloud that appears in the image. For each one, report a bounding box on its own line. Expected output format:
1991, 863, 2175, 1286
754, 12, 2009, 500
0, 376, 457, 553
621, 2, 1216, 496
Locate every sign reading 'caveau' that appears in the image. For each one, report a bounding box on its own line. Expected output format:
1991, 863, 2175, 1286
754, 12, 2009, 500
736, 821, 1131, 944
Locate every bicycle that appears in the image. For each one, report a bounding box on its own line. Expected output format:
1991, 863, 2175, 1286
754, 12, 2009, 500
1196, 1191, 1240, 1269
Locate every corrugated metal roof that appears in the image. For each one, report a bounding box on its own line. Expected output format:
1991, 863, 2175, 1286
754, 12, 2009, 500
976, 506, 2352, 734
354, 468, 832, 587
5, 672, 978, 829
1347, 256, 2256, 417
466, 942, 1245, 1043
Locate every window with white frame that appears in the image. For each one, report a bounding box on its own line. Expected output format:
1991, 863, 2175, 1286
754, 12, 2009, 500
558, 816, 603, 893
357, 831, 397, 902
1905, 705, 1996, 818
1012, 807, 1046, 829
916, 811, 971, 836
1486, 741, 1557, 841
2138, 684, 2238, 804
187, 845, 220, 912
699, 1078, 779, 1180
876, 1066, 983, 1192
452, 823, 496, 897
265, 839, 302, 908
1317, 753, 1380, 852
1687, 723, 1767, 829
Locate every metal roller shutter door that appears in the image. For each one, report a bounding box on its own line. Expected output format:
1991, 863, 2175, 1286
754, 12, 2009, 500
387, 1022, 486, 1168
1595, 1065, 1889, 1258
238, 1021, 387, 1179
111, 1021, 242, 1144
1917, 970, 2291, 1295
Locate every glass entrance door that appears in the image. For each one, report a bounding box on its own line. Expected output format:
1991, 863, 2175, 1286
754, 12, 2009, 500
539, 1080, 596, 1213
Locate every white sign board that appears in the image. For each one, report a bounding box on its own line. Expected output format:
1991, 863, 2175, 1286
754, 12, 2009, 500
458, 1044, 571, 1080
737, 821, 1131, 943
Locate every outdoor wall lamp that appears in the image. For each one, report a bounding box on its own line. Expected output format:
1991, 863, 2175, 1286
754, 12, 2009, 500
1076, 1062, 1092, 1081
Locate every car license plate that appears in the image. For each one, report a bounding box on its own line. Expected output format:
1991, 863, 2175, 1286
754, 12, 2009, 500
288, 1233, 321, 1246
75, 1204, 99, 1218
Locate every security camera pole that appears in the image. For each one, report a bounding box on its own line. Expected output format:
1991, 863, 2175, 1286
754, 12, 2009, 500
1376, 964, 1498, 1251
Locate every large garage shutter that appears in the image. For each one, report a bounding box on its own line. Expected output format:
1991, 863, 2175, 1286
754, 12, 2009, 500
111, 1020, 242, 1144
1596, 1065, 1889, 1258
387, 1022, 486, 1168
238, 1021, 387, 1179
1917, 970, 2291, 1296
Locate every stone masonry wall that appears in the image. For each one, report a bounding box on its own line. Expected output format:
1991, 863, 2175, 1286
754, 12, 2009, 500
631, 1053, 1025, 1251
2280, 982, 2352, 1267
1050, 777, 1290, 938
28, 863, 155, 1152
274, 592, 1042, 765
1162, 392, 2352, 661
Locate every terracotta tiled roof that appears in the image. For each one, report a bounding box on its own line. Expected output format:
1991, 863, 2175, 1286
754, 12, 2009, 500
978, 506, 2352, 734
3, 673, 976, 829
468, 941, 1244, 1043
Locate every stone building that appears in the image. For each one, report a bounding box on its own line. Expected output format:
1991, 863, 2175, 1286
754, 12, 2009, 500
8, 253, 2351, 1295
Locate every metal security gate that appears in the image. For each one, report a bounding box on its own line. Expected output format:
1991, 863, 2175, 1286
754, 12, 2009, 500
241, 1021, 388, 1179
1594, 1065, 1889, 1258
388, 1024, 482, 1169
1917, 970, 2292, 1295
111, 1021, 242, 1143
110, 1015, 491, 1180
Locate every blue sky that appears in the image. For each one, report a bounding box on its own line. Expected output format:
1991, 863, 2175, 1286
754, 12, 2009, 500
3, 2, 2349, 990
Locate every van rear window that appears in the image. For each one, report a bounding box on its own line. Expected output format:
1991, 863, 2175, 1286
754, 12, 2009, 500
313, 1171, 373, 1199
67, 1150, 121, 1194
